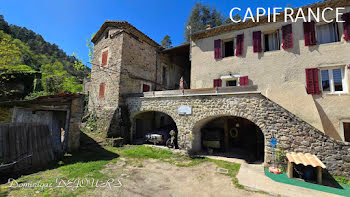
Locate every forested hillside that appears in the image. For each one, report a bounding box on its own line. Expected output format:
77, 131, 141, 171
0, 15, 90, 100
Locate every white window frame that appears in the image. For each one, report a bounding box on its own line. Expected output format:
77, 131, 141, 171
340, 120, 350, 142
100, 47, 110, 67
220, 75, 240, 87
263, 29, 281, 52
319, 66, 347, 94
315, 21, 340, 45
141, 82, 152, 93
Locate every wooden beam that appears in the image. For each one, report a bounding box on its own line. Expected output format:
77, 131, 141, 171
317, 166, 322, 184
287, 161, 293, 178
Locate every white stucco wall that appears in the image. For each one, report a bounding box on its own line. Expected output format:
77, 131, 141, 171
190, 8, 350, 140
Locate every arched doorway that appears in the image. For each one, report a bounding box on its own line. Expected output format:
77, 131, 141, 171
193, 116, 264, 163
131, 111, 178, 147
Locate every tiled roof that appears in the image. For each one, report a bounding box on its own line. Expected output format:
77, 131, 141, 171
191, 0, 350, 40
91, 21, 160, 47
286, 152, 326, 168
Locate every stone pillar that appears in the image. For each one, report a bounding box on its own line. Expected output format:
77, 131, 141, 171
68, 97, 84, 152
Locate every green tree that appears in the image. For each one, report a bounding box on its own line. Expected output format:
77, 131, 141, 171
184, 3, 228, 42
231, 14, 242, 23
0, 31, 22, 67
40, 61, 67, 93
161, 35, 172, 49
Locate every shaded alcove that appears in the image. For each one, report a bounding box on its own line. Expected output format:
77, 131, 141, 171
131, 111, 178, 147
192, 116, 264, 163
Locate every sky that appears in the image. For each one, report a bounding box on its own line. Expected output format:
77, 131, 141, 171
1, 0, 321, 67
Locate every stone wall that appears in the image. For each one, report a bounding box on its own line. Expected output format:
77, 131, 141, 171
88, 27, 123, 116
89, 24, 189, 137
126, 93, 350, 177
67, 97, 84, 152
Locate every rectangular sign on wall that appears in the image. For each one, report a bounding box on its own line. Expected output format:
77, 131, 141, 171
178, 105, 192, 115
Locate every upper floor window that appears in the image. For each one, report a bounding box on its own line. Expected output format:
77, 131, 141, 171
264, 30, 280, 52
316, 22, 339, 45
223, 40, 234, 58
101, 50, 108, 67
320, 67, 346, 94
104, 30, 109, 39
99, 82, 105, 99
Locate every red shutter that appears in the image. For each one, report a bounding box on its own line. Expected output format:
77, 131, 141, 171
282, 24, 293, 49
342, 12, 350, 41
253, 31, 262, 53
236, 34, 244, 56
143, 84, 150, 92
214, 39, 222, 59
303, 22, 317, 46
239, 76, 249, 86
305, 68, 320, 95
99, 83, 105, 98
213, 79, 222, 87
101, 50, 108, 66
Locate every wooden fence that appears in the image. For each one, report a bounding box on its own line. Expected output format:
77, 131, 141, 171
0, 123, 54, 173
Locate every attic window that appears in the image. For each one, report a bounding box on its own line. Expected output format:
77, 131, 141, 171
105, 30, 109, 39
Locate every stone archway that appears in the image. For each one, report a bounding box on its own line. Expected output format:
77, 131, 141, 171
130, 110, 178, 146
126, 94, 350, 176
192, 115, 265, 163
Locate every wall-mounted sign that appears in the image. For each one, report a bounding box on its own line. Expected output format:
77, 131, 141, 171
178, 105, 192, 115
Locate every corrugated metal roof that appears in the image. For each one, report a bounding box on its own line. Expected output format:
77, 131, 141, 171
286, 152, 326, 168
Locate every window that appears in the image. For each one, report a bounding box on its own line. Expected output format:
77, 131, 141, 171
264, 30, 280, 52
316, 22, 339, 44
142, 83, 151, 92
104, 30, 109, 39
320, 67, 346, 94
162, 66, 167, 86
343, 122, 350, 142
226, 80, 237, 87
223, 40, 234, 57
101, 50, 108, 67
99, 83, 105, 99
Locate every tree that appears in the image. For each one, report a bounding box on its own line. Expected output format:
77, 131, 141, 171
0, 15, 10, 34
184, 3, 228, 42
231, 14, 242, 23
161, 35, 172, 49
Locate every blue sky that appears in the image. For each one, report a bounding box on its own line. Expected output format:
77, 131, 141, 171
1, 0, 320, 67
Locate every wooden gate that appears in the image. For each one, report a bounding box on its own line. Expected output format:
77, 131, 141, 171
0, 123, 54, 173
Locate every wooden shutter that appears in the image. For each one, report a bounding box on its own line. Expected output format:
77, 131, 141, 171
99, 83, 105, 98
305, 68, 320, 95
143, 84, 150, 92
253, 31, 262, 53
342, 13, 350, 41
239, 76, 249, 86
214, 39, 222, 59
282, 24, 293, 49
236, 34, 244, 56
101, 50, 108, 66
303, 22, 317, 46
213, 79, 222, 87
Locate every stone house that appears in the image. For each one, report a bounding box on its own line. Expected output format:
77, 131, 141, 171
89, 0, 350, 176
